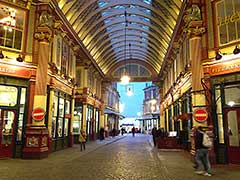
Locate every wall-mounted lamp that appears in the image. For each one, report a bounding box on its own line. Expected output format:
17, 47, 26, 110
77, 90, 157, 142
233, 45, 240, 55
215, 51, 222, 60
16, 55, 24, 62
0, 50, 4, 59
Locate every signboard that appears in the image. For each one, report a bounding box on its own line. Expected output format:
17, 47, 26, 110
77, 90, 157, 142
32, 108, 45, 121
194, 108, 208, 122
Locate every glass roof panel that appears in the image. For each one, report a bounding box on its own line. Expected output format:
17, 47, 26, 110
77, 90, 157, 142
58, 0, 183, 76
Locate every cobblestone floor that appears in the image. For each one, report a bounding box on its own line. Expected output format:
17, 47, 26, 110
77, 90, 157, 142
0, 134, 240, 180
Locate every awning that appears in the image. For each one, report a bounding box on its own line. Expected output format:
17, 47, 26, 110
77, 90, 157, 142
136, 115, 158, 121
104, 108, 120, 116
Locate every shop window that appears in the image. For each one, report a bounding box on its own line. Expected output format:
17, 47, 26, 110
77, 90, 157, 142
215, 86, 224, 144
1, 111, 14, 145
58, 98, 64, 137
0, 5, 25, 50
17, 88, 26, 141
51, 93, 71, 139
73, 105, 82, 134
95, 109, 99, 133
51, 95, 58, 138
216, 0, 240, 45
0, 85, 17, 106
227, 111, 239, 146
86, 106, 93, 134
224, 84, 240, 106
64, 100, 70, 136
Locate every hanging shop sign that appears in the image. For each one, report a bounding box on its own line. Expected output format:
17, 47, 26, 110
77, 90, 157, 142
32, 108, 46, 121
194, 108, 208, 122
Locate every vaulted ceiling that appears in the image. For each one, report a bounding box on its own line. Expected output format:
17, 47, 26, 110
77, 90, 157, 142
57, 0, 183, 81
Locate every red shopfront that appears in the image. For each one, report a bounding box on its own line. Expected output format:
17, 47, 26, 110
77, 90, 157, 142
0, 62, 36, 158
204, 58, 240, 164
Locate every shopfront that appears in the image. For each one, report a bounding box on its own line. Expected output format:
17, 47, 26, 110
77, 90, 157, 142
212, 74, 240, 164
0, 77, 28, 158
86, 105, 94, 141
48, 89, 72, 152
204, 58, 240, 164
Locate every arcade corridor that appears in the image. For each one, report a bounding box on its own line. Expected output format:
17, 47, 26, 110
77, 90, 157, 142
1, 134, 240, 180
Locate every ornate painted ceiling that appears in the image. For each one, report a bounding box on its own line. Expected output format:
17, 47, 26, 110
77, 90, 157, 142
57, 0, 183, 81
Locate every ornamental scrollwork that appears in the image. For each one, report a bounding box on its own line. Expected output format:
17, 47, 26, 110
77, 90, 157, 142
183, 26, 206, 37
34, 31, 52, 42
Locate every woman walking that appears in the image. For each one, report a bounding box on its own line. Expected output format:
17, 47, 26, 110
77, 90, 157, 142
79, 129, 86, 151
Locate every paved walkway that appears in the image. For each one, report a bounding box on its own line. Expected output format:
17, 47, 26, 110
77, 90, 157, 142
0, 134, 240, 180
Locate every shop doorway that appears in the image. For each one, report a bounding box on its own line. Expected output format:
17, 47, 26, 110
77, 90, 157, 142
224, 108, 240, 164
0, 109, 16, 158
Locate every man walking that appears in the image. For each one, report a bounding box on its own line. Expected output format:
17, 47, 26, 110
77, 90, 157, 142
151, 126, 158, 147
194, 126, 212, 176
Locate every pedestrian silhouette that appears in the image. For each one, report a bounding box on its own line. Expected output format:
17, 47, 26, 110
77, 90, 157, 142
79, 129, 86, 151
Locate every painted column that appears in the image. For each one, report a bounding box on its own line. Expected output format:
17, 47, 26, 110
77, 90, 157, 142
183, 20, 206, 127
23, 10, 53, 159
183, 4, 216, 163
82, 103, 87, 130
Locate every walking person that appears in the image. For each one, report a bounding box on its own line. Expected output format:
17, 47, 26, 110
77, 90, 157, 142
132, 127, 136, 137
194, 126, 212, 176
151, 126, 158, 147
79, 129, 86, 151
99, 127, 105, 140
121, 127, 125, 136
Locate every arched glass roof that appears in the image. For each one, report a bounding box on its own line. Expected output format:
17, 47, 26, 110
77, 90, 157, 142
58, 0, 183, 77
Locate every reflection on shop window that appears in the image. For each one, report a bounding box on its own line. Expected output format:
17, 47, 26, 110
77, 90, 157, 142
58, 98, 64, 137
228, 111, 239, 147
1, 111, 14, 145
215, 86, 224, 144
95, 110, 99, 133
51, 93, 71, 139
51, 95, 58, 138
17, 88, 26, 141
64, 100, 70, 136
86, 106, 93, 134
0, 5, 25, 50
58, 117, 63, 137
73, 106, 82, 134
224, 84, 240, 107
64, 118, 69, 136
0, 85, 17, 106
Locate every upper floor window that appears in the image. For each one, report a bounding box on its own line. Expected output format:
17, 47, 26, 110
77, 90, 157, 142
0, 5, 25, 50
216, 0, 240, 45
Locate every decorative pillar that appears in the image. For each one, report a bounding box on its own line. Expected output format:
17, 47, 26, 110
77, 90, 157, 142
99, 106, 105, 129
183, 5, 206, 127
69, 95, 75, 147
82, 103, 87, 130
183, 4, 216, 163
23, 10, 53, 159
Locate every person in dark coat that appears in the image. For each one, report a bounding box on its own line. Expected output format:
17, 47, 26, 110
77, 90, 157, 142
132, 127, 136, 137
99, 127, 105, 140
151, 126, 158, 146
194, 126, 212, 176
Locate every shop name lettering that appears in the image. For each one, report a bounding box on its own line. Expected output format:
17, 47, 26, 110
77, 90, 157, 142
0, 67, 16, 74
211, 64, 240, 74
218, 11, 240, 26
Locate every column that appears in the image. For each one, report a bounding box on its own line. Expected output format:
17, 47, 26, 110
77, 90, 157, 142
23, 10, 53, 158
184, 22, 206, 127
